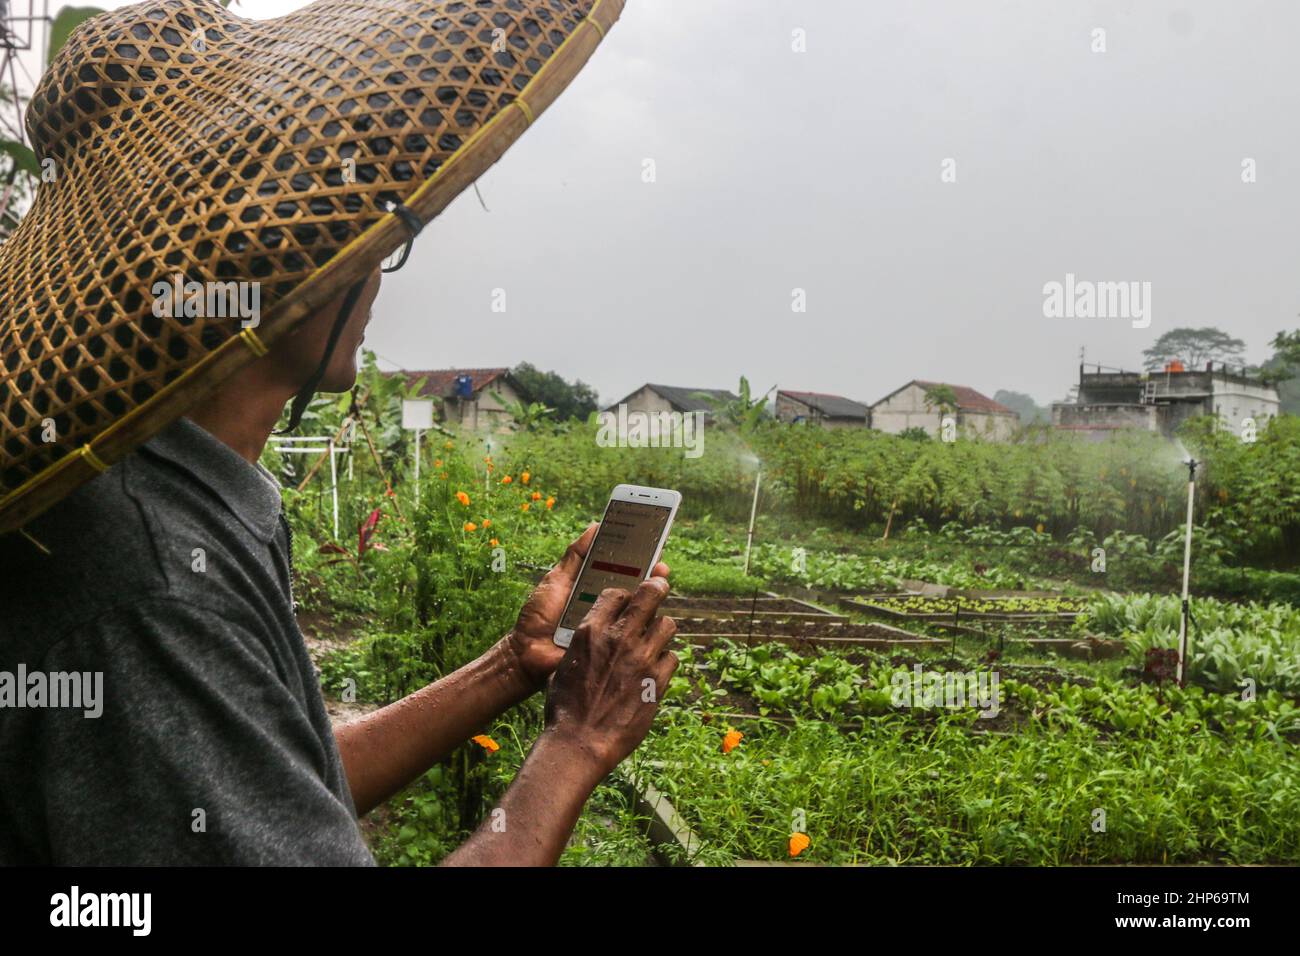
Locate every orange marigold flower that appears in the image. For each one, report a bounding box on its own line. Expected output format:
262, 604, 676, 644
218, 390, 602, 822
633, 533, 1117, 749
470, 734, 499, 753
501, 475, 513, 484
456, 491, 471, 507
545, 496, 555, 510
434, 458, 443, 468
788, 833, 810, 858
521, 471, 530, 484
482, 519, 491, 528
722, 729, 743, 754
464, 522, 477, 532
520, 502, 530, 512
489, 538, 499, 547
531, 491, 541, 501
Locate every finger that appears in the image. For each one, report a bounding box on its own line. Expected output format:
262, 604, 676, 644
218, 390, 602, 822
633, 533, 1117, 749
579, 586, 633, 643
552, 523, 598, 581
642, 615, 677, 661
616, 577, 670, 639
651, 561, 670, 579
650, 650, 680, 697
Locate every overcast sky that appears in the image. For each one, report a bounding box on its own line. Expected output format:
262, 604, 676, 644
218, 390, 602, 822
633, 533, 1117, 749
17, 0, 1300, 407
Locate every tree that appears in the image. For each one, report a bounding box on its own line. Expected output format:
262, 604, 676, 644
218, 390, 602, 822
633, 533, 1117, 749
1262, 329, 1300, 415
1142, 327, 1245, 371
922, 384, 958, 418
1272, 329, 1300, 368
491, 392, 555, 432
993, 389, 1049, 425
509, 362, 598, 421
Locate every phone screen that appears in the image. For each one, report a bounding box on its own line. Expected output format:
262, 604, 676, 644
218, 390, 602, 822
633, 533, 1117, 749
559, 498, 673, 631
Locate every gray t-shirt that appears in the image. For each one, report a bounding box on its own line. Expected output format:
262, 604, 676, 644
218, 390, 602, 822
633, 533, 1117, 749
0, 418, 375, 865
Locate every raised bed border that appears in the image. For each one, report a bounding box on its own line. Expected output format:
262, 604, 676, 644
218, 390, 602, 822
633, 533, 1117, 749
848, 596, 1081, 623
679, 631, 950, 651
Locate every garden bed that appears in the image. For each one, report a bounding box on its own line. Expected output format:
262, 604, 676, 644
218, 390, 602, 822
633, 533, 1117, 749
665, 592, 845, 622
849, 594, 1082, 623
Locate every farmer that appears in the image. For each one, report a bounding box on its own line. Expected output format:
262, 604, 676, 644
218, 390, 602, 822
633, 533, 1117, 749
0, 0, 675, 865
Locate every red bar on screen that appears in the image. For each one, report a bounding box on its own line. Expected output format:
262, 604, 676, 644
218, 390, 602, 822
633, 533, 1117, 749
590, 560, 641, 577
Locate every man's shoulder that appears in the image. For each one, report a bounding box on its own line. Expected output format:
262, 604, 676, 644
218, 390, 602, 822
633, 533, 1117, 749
0, 446, 228, 665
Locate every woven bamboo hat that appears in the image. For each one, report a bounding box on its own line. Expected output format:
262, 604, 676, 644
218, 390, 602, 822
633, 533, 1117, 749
0, 0, 623, 535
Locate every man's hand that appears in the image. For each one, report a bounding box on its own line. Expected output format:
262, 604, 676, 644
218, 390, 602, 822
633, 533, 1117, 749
501, 522, 670, 696
543, 580, 679, 775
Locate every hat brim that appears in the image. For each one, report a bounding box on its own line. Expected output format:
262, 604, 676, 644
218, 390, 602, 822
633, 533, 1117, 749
0, 0, 624, 534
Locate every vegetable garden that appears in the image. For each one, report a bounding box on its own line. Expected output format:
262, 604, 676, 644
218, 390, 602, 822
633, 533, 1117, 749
281, 358, 1300, 866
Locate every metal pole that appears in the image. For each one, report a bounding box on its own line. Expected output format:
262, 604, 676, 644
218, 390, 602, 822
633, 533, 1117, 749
1176, 459, 1197, 687
329, 437, 339, 541
414, 428, 422, 507
743, 469, 761, 576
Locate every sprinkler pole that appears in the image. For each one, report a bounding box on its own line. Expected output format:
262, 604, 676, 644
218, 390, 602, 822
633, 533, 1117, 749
743, 467, 761, 576
413, 429, 422, 507
1176, 458, 1198, 687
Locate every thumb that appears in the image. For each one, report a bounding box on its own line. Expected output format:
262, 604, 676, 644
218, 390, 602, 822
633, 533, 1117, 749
554, 522, 598, 579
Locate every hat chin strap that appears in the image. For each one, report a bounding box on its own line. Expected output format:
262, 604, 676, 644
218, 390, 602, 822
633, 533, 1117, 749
276, 278, 367, 434
277, 203, 422, 433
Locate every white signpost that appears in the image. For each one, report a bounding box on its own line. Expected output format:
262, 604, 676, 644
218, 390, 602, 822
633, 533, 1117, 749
269, 436, 352, 539
401, 399, 435, 505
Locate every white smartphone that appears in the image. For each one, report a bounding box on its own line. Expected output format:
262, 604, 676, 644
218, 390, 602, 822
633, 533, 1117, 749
552, 484, 682, 648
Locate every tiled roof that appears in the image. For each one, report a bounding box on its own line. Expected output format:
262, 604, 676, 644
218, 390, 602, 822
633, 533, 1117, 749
399, 368, 511, 398
779, 390, 870, 419
907, 381, 1015, 415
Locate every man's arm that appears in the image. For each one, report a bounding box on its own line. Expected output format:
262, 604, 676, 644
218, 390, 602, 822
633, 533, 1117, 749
442, 580, 678, 866
334, 524, 669, 817
334, 634, 534, 816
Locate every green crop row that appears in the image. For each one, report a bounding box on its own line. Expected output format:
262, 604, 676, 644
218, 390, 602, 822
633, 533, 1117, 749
1078, 592, 1300, 694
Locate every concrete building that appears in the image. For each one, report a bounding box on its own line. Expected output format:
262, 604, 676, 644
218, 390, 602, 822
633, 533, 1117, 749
400, 367, 524, 433
1052, 363, 1280, 439
870, 380, 1019, 441
775, 390, 871, 428
604, 383, 738, 423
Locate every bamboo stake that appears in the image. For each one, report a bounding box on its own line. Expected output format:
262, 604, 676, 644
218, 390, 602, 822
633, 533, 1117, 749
881, 496, 900, 542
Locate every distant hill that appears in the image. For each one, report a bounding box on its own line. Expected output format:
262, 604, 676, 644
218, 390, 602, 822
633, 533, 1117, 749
993, 390, 1051, 425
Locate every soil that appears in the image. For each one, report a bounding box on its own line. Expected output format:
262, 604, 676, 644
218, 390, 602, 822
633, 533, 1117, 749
296, 608, 381, 727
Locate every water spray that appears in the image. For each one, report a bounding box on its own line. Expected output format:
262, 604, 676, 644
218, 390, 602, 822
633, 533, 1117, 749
1176, 456, 1198, 687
